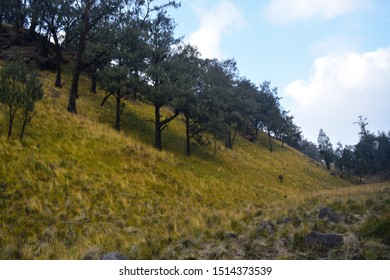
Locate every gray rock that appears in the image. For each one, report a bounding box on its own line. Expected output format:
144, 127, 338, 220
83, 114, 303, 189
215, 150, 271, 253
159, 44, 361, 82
226, 232, 238, 239
257, 221, 275, 236
319, 207, 341, 223
304, 231, 344, 248
277, 217, 292, 225
101, 252, 128, 260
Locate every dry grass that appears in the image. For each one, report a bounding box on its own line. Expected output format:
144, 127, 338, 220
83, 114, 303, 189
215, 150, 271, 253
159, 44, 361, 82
1, 67, 387, 260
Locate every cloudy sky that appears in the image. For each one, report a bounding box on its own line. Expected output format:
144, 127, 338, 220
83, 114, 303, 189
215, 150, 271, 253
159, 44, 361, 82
170, 0, 390, 145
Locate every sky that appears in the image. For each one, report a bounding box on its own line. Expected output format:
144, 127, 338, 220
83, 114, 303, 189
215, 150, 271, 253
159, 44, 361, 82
169, 0, 390, 145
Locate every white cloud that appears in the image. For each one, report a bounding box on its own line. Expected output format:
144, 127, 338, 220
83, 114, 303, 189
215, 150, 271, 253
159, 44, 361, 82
261, 0, 370, 24
284, 47, 390, 145
188, 0, 247, 59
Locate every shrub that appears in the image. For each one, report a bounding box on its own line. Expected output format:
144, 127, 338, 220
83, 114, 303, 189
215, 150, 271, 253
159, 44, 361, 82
0, 58, 43, 140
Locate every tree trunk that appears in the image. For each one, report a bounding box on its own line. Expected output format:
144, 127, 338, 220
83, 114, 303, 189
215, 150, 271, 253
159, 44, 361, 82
90, 61, 98, 93
14, 0, 22, 45
115, 91, 121, 131
185, 112, 191, 156
8, 106, 15, 139
90, 71, 97, 93
28, 0, 38, 38
20, 111, 29, 141
68, 67, 81, 113
0, 0, 5, 29
41, 29, 50, 57
52, 30, 62, 88
225, 124, 232, 149
67, 1, 91, 113
231, 123, 241, 149
154, 105, 162, 150
268, 130, 273, 153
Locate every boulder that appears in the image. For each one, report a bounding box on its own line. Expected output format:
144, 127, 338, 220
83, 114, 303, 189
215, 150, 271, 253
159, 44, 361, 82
319, 207, 341, 223
277, 217, 292, 225
304, 231, 344, 248
101, 252, 128, 260
257, 221, 275, 237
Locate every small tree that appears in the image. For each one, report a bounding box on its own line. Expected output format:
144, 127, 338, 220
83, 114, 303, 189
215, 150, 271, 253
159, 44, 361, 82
317, 129, 334, 170
99, 65, 133, 131
0, 59, 43, 140
19, 71, 43, 140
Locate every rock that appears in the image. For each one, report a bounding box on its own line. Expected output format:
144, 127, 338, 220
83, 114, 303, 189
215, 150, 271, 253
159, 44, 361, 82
101, 252, 128, 260
257, 221, 275, 237
274, 238, 291, 256
319, 207, 341, 223
343, 233, 361, 259
226, 232, 238, 239
247, 240, 278, 259
277, 217, 291, 225
82, 246, 103, 260
304, 231, 344, 248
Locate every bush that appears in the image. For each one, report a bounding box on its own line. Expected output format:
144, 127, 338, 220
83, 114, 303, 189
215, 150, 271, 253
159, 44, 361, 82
358, 216, 390, 246
0, 58, 43, 140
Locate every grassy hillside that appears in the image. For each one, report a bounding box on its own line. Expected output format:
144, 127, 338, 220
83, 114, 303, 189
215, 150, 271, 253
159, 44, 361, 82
0, 67, 389, 259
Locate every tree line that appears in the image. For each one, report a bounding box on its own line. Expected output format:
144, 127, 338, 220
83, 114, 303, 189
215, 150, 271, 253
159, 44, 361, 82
317, 117, 390, 181
1, 0, 304, 155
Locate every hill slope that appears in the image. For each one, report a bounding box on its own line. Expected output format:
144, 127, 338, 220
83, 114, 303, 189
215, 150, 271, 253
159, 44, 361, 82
1, 66, 388, 260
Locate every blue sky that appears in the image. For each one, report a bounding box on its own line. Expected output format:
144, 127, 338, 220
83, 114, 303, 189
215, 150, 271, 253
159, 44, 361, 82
169, 0, 390, 145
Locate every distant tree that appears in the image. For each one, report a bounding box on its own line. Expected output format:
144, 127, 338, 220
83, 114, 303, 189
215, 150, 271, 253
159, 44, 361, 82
197, 58, 243, 150
354, 116, 376, 174
278, 110, 302, 149
375, 131, 390, 172
342, 145, 355, 177
258, 81, 282, 152
299, 139, 321, 161
0, 59, 43, 140
317, 129, 334, 170
194, 59, 227, 154
334, 142, 344, 176
219, 59, 243, 149
234, 77, 259, 143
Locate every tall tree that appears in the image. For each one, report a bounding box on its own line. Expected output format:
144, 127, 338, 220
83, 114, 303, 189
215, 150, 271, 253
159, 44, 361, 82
317, 129, 334, 170
67, 0, 125, 113
342, 145, 355, 177
170, 44, 203, 156
99, 65, 130, 131
28, 0, 40, 38
299, 139, 321, 161
40, 0, 74, 88
143, 10, 180, 150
